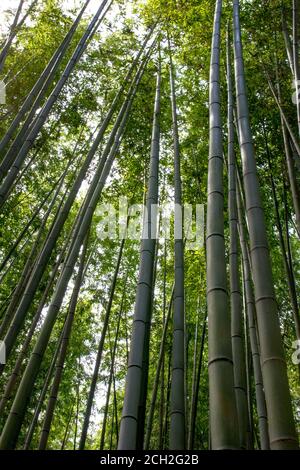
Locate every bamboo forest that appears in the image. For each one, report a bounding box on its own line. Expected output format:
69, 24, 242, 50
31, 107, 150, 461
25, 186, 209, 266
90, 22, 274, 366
0, 0, 299, 454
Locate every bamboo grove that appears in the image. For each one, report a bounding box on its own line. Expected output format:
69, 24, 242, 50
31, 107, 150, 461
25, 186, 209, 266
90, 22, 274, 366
0, 0, 299, 451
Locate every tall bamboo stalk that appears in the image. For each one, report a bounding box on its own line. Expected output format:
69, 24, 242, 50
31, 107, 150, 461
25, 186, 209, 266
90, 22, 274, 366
60, 404, 74, 450
23, 320, 67, 449
281, 9, 294, 75
187, 301, 199, 449
226, 24, 248, 449
293, 0, 300, 136
79, 237, 126, 449
1, 43, 152, 366
158, 239, 167, 450
0, 0, 110, 205
136, 212, 160, 449
0, 50, 149, 449
0, 0, 91, 167
144, 286, 174, 449
0, 176, 71, 340
236, 184, 270, 450
118, 56, 161, 450
207, 0, 239, 450
273, 53, 300, 238
38, 232, 90, 449
0, 0, 38, 74
188, 311, 207, 450
0, 231, 71, 417
263, 126, 300, 340
168, 39, 186, 450
99, 310, 121, 450
233, 0, 298, 449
